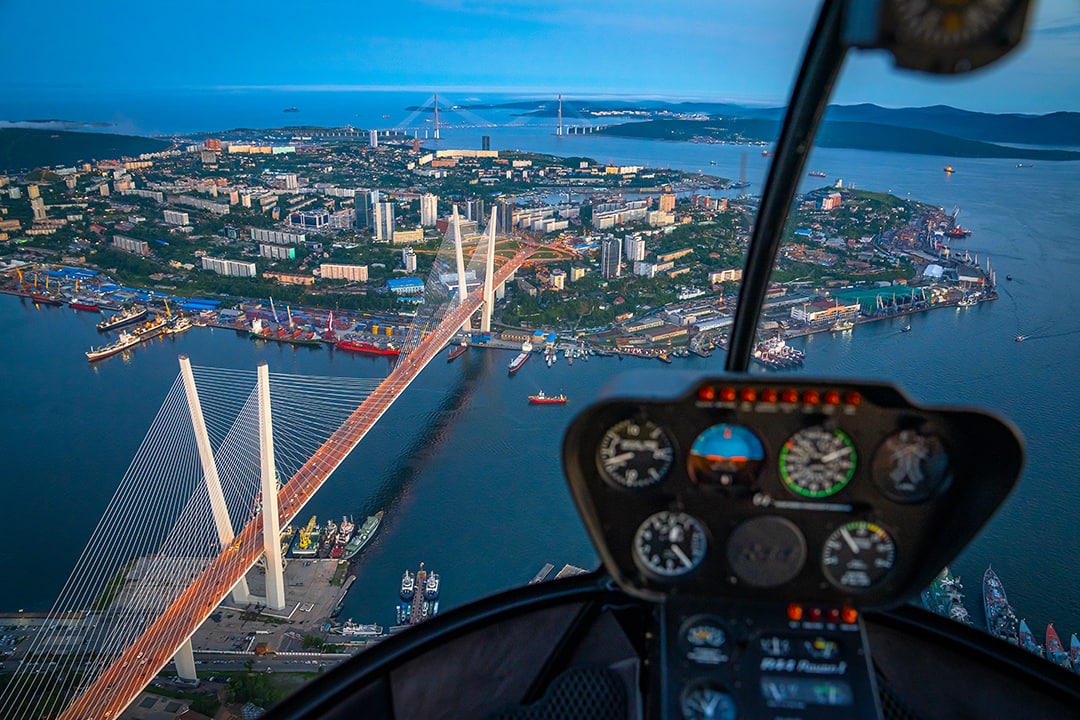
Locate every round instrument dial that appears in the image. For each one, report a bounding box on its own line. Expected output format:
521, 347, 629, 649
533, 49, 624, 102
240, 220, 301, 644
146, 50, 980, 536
597, 418, 674, 488
681, 681, 737, 720
872, 429, 951, 503
633, 511, 707, 578
688, 423, 765, 491
779, 426, 857, 498
822, 521, 897, 591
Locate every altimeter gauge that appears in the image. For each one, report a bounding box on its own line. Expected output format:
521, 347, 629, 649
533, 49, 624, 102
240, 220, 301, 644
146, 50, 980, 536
633, 511, 707, 578
822, 521, 896, 591
597, 418, 674, 488
779, 426, 857, 498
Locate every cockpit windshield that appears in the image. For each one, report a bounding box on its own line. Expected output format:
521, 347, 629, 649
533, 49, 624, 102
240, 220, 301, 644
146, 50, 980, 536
0, 1, 1077, 718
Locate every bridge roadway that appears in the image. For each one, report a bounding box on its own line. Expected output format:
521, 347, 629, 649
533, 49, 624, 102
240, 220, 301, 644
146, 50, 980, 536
59, 245, 536, 720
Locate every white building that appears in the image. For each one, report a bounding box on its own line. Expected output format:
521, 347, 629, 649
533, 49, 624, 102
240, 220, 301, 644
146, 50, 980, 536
260, 244, 295, 260
201, 256, 256, 277
112, 235, 150, 255
403, 247, 417, 273
624, 235, 646, 262
551, 268, 567, 289
420, 193, 439, 227
163, 210, 190, 226
250, 227, 306, 245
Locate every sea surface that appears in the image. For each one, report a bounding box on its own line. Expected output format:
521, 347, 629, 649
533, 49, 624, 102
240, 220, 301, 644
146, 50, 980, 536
1, 92, 1078, 654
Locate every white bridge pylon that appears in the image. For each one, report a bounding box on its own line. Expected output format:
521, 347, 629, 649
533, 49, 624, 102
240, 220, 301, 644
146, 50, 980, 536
449, 205, 498, 333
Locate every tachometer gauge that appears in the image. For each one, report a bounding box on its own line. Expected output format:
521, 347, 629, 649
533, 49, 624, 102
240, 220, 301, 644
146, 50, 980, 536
681, 681, 737, 720
779, 426, 857, 498
597, 418, 674, 488
633, 511, 707, 578
822, 521, 896, 591
872, 429, 951, 503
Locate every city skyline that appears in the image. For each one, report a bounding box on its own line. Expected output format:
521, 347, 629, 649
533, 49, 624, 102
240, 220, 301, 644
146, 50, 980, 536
0, 1, 1078, 114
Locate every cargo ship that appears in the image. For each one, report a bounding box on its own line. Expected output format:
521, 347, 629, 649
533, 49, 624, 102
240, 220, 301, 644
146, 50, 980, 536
86, 330, 140, 362
164, 316, 193, 335
337, 337, 400, 356
529, 390, 567, 405
983, 566, 1020, 645
341, 511, 383, 561
1046, 624, 1071, 667
945, 225, 972, 239
29, 291, 64, 306
250, 318, 323, 347
69, 298, 101, 312
131, 314, 168, 340
508, 341, 533, 374
97, 304, 148, 332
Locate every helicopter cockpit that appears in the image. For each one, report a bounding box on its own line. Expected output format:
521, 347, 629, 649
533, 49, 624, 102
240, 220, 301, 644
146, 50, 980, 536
263, 1, 1080, 718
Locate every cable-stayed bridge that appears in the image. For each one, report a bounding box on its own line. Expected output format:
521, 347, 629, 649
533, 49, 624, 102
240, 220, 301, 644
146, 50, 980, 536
0, 210, 536, 720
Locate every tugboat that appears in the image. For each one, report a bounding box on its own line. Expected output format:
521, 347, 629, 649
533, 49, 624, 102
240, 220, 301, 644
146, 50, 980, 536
1016, 335, 1027, 343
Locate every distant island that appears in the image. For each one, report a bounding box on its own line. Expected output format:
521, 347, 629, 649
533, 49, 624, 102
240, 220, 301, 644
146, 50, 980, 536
0, 128, 171, 172
594, 118, 1080, 161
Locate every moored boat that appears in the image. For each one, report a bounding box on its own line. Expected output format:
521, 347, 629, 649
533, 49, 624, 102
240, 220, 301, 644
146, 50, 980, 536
86, 331, 139, 362
1019, 619, 1044, 657
447, 340, 467, 361
528, 391, 567, 405
342, 511, 383, 561
508, 341, 533, 374
335, 620, 382, 637
69, 298, 101, 312
97, 304, 148, 332
400, 570, 415, 601
983, 566, 1020, 645
831, 319, 854, 332
337, 337, 399, 355
1046, 624, 1070, 667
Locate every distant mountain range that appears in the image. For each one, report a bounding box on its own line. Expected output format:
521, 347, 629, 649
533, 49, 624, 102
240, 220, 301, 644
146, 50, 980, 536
470, 99, 1080, 156
0, 128, 170, 172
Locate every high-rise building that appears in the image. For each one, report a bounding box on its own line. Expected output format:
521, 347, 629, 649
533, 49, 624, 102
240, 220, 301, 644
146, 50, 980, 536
658, 192, 676, 213
482, 135, 491, 152
420, 193, 439, 227
601, 238, 622, 278
466, 199, 486, 223
369, 129, 378, 148
282, 173, 298, 190
163, 210, 190, 226
624, 235, 646, 262
496, 200, 514, 234
403, 247, 417, 273
374, 201, 395, 241
31, 197, 46, 221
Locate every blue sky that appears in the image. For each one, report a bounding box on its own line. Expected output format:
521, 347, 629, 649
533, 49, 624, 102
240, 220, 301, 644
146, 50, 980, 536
0, 0, 1077, 112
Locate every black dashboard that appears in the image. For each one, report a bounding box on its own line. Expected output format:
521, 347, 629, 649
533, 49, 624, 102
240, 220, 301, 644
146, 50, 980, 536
561, 371, 1024, 719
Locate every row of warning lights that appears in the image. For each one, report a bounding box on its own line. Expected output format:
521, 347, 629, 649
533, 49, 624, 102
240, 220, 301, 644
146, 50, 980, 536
788, 604, 859, 625
698, 386, 863, 407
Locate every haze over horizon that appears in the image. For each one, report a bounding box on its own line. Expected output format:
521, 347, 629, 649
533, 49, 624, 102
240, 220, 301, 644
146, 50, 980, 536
1, 0, 1078, 115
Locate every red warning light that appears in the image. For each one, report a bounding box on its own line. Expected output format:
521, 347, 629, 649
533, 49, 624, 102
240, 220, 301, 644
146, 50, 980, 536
808, 607, 823, 622
787, 603, 804, 621
698, 385, 716, 401
824, 390, 841, 405
826, 608, 841, 623
719, 387, 737, 402
761, 388, 778, 403
781, 389, 800, 404
802, 390, 821, 405
841, 607, 859, 624
740, 388, 757, 403
844, 391, 862, 407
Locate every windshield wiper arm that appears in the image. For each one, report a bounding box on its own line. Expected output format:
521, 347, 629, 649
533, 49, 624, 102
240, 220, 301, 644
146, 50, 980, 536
726, 0, 848, 372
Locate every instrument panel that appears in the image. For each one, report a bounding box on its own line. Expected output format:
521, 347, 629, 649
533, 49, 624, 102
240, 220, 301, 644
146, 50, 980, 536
562, 372, 1023, 610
